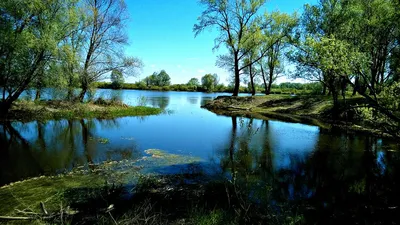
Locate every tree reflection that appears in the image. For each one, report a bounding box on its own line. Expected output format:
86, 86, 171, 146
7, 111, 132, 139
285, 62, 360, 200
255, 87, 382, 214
148, 97, 169, 109
215, 116, 400, 223
186, 96, 198, 105
0, 119, 139, 186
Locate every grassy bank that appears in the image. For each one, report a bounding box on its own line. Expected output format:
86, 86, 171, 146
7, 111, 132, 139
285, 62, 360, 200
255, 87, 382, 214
3, 99, 162, 122
203, 94, 389, 137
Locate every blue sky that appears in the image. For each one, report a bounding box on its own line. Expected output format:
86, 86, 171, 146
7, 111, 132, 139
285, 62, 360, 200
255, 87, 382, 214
123, 0, 317, 84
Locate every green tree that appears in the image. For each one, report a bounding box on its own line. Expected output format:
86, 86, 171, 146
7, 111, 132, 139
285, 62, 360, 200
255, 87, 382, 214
259, 12, 297, 95
291, 36, 361, 109
201, 74, 219, 92
111, 70, 125, 89
187, 78, 200, 87
76, 0, 142, 102
194, 0, 267, 96
0, 0, 78, 115
295, 0, 353, 95
142, 70, 171, 87
156, 70, 171, 87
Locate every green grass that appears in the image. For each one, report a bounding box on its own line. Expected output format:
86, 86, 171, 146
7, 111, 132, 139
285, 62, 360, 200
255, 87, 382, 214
5, 100, 163, 122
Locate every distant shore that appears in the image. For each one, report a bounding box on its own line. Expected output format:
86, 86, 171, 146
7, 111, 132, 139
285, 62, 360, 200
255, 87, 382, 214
94, 82, 314, 95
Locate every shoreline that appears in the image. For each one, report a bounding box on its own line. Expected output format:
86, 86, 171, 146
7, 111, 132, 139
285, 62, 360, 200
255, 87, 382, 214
1, 100, 162, 122
202, 95, 391, 138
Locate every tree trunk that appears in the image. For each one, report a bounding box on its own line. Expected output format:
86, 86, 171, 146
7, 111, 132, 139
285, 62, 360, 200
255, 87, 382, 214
233, 55, 240, 97
77, 78, 88, 103
80, 119, 93, 165
267, 78, 273, 95
370, 68, 377, 95
352, 76, 359, 96
35, 89, 41, 101
331, 87, 340, 118
1, 50, 45, 116
2, 86, 6, 101
260, 65, 269, 95
77, 87, 87, 103
249, 66, 256, 96
67, 88, 73, 101
0, 101, 12, 117
322, 83, 327, 95
66, 71, 74, 101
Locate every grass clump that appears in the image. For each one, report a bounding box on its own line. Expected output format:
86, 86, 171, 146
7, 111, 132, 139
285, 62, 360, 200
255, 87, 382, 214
4, 99, 162, 122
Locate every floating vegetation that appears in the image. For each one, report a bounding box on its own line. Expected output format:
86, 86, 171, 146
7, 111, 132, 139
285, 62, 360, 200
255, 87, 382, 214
89, 136, 110, 144
0, 149, 202, 219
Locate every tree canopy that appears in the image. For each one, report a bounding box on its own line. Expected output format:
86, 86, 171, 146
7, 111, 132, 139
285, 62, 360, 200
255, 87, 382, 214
201, 74, 219, 92
142, 70, 171, 87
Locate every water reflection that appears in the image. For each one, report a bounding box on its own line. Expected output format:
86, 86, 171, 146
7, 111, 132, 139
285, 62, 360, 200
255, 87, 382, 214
147, 96, 170, 109
0, 120, 140, 186
214, 116, 400, 224
200, 95, 213, 106
186, 96, 199, 105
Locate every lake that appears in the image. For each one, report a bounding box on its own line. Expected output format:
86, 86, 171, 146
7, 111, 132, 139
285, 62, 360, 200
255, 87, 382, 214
1, 89, 400, 223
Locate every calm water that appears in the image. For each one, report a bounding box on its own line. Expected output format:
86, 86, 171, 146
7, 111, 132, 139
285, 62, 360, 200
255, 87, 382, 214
1, 90, 400, 221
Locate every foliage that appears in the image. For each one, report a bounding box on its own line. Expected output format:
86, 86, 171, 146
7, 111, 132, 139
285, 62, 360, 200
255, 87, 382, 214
194, 0, 268, 96
111, 70, 125, 89
187, 77, 200, 89
371, 82, 400, 137
76, 0, 142, 102
0, 0, 142, 113
201, 74, 219, 92
259, 11, 298, 95
289, 0, 400, 133
0, 0, 79, 114
142, 70, 171, 87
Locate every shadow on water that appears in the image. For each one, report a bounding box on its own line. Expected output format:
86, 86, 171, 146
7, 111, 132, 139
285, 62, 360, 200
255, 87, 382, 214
0, 119, 141, 186
209, 116, 400, 224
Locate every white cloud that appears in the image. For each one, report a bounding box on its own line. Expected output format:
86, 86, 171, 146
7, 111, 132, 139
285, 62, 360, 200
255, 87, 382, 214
151, 64, 156, 68
197, 69, 206, 73
181, 69, 187, 73
177, 64, 182, 68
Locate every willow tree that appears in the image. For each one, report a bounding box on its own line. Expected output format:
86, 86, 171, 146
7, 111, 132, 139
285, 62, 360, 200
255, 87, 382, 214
0, 0, 78, 115
194, 0, 267, 96
77, 0, 142, 102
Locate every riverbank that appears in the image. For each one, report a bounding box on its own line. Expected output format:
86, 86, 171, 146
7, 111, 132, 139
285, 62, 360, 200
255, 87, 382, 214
2, 99, 162, 122
0, 149, 306, 225
202, 94, 388, 137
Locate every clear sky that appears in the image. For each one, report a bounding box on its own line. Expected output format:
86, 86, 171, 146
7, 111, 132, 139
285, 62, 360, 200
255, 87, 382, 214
123, 0, 317, 84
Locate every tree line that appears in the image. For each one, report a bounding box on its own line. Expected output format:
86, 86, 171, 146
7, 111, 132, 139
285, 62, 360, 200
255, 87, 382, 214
100, 69, 322, 94
99, 71, 228, 92
0, 0, 141, 115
